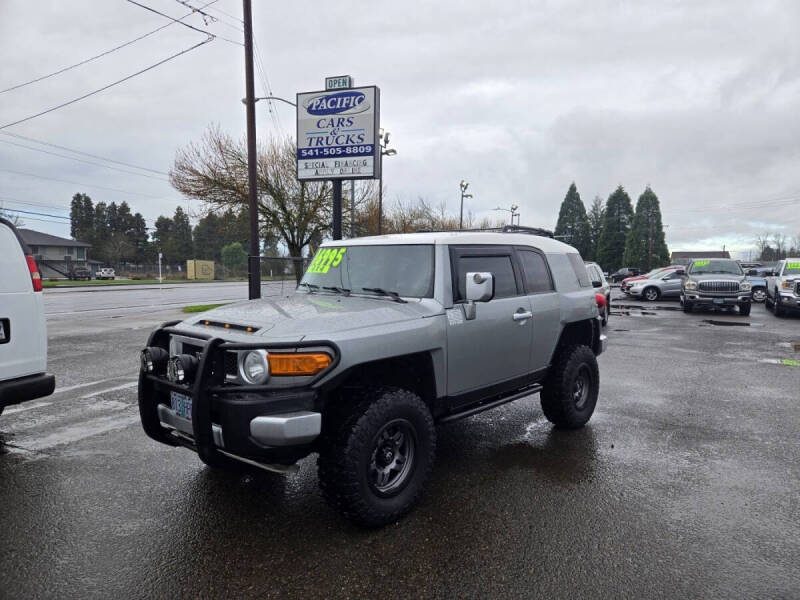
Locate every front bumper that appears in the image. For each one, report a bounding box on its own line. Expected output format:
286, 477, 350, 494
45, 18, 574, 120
138, 325, 337, 467
776, 294, 800, 311
0, 372, 55, 410
683, 293, 751, 306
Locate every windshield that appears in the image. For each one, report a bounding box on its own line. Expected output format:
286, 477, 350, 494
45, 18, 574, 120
300, 244, 435, 298
688, 259, 743, 275
783, 260, 800, 275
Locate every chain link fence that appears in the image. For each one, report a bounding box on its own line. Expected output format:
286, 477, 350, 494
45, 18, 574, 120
109, 256, 313, 283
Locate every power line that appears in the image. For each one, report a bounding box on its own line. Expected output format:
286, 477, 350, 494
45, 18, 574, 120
0, 196, 71, 211
0, 138, 171, 182
0, 131, 168, 175
0, 207, 70, 220
127, 0, 242, 46
0, 167, 194, 201
0, 0, 220, 95
0, 37, 213, 130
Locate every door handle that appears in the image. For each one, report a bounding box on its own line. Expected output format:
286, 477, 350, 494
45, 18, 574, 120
512, 310, 533, 321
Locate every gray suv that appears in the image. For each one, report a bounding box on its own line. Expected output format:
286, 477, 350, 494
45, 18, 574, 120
680, 258, 752, 316
138, 231, 606, 526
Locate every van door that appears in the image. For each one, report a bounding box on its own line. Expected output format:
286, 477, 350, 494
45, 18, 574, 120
0, 223, 46, 380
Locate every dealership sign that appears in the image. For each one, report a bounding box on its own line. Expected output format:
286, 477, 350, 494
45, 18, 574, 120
296, 86, 380, 181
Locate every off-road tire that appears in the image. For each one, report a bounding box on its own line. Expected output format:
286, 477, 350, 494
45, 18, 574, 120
318, 387, 436, 527
739, 303, 751, 316
773, 293, 785, 317
540, 345, 599, 429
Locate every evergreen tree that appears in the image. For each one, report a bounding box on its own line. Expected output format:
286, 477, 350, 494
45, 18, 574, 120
171, 206, 194, 261
597, 185, 634, 272
587, 195, 605, 261
623, 187, 670, 270
554, 183, 591, 258
70, 193, 94, 242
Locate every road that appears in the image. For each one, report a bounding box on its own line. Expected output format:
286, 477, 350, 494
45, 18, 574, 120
2, 285, 799, 598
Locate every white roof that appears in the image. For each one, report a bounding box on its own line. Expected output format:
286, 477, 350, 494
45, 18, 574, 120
321, 231, 575, 253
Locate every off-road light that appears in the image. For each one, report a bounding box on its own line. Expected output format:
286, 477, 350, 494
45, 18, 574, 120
238, 350, 270, 384
167, 354, 198, 383
140, 347, 169, 374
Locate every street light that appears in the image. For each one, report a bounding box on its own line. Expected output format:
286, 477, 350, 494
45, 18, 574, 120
378, 129, 397, 235
492, 204, 520, 226
459, 180, 472, 229
242, 95, 297, 107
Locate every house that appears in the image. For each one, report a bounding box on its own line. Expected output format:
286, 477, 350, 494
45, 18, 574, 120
671, 250, 731, 265
18, 229, 92, 279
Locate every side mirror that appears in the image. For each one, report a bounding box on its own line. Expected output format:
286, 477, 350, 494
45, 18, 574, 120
463, 272, 493, 320
466, 272, 494, 302
592, 280, 602, 288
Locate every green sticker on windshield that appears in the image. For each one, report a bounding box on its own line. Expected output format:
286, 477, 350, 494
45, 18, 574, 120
787, 262, 800, 269
308, 248, 346, 274
694, 260, 710, 267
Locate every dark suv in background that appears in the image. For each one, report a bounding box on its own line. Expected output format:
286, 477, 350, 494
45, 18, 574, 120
67, 266, 92, 281
680, 258, 752, 316
610, 267, 642, 283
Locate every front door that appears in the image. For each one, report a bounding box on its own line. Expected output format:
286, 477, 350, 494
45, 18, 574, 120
446, 246, 533, 408
661, 270, 685, 296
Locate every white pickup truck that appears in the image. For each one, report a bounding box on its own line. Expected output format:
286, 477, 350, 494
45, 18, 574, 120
0, 217, 55, 414
765, 258, 800, 317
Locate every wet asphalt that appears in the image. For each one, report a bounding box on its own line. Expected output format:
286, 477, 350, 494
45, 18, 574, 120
1, 287, 800, 599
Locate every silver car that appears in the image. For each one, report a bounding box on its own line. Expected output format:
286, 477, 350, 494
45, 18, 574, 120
627, 268, 685, 301
585, 261, 611, 325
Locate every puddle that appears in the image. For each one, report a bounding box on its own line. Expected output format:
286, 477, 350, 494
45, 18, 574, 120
612, 310, 656, 317
700, 320, 764, 328
613, 303, 681, 311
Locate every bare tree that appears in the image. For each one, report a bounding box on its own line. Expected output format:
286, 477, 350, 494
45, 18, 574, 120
171, 125, 375, 282
773, 232, 787, 259
755, 233, 771, 260
0, 205, 23, 227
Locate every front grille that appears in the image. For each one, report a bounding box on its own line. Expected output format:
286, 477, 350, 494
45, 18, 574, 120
698, 280, 740, 293
795, 282, 800, 295
224, 351, 238, 377
182, 342, 204, 358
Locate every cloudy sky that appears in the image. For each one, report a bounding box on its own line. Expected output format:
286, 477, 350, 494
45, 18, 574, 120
1, 0, 798, 258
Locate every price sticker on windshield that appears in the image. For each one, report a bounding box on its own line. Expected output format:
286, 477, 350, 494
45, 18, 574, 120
786, 262, 800, 269
693, 260, 710, 267
307, 248, 346, 274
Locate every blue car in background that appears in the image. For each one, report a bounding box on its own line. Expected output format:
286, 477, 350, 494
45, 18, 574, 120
745, 267, 770, 303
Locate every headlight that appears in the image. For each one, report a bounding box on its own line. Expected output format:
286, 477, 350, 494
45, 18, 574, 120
239, 349, 270, 384
140, 347, 169, 374
740, 281, 752, 291
167, 354, 198, 383
781, 281, 792, 288
684, 281, 698, 290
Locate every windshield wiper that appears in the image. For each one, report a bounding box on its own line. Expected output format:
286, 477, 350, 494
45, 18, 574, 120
298, 282, 320, 293
323, 286, 351, 296
361, 287, 407, 303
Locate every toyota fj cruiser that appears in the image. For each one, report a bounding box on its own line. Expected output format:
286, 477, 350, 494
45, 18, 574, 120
138, 230, 606, 526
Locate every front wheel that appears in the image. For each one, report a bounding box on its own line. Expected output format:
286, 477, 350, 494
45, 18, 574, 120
540, 345, 599, 429
773, 293, 786, 317
739, 303, 751, 316
751, 287, 766, 303
318, 388, 436, 527
643, 287, 660, 302
682, 297, 694, 313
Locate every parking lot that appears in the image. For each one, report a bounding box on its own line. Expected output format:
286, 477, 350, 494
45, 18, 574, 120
2, 283, 799, 598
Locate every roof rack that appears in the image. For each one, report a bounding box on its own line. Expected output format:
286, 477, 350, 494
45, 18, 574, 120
415, 225, 554, 238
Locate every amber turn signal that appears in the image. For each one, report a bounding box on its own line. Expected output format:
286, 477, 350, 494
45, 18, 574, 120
268, 353, 332, 376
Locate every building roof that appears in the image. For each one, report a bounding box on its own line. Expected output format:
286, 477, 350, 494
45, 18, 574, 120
321, 231, 574, 253
671, 251, 730, 259
18, 228, 91, 248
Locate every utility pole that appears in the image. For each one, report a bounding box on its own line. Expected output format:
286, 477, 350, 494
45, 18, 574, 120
242, 0, 260, 299
350, 180, 355, 238
332, 180, 342, 240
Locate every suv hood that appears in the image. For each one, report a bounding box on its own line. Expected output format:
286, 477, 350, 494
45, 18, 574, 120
180, 292, 443, 341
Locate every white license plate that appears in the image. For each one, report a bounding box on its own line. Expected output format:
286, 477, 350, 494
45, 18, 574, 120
170, 391, 192, 421
713, 298, 725, 305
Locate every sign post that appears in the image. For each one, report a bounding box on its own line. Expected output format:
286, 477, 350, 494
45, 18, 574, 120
296, 83, 380, 240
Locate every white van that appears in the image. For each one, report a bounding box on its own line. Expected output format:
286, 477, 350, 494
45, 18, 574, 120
0, 217, 54, 414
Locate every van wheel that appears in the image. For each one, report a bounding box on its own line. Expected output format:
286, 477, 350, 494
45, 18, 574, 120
318, 388, 436, 527
540, 345, 599, 429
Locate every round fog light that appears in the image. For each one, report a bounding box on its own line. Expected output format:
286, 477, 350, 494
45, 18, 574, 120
140, 347, 168, 374
239, 349, 269, 384
167, 354, 197, 383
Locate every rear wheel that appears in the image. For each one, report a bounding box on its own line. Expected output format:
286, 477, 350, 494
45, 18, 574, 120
540, 345, 599, 429
318, 387, 436, 527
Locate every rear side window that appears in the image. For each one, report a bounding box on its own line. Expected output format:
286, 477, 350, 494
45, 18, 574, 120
567, 253, 591, 287
518, 250, 554, 293
454, 255, 519, 301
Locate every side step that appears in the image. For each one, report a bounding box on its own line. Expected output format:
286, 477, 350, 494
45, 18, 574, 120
438, 384, 542, 424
